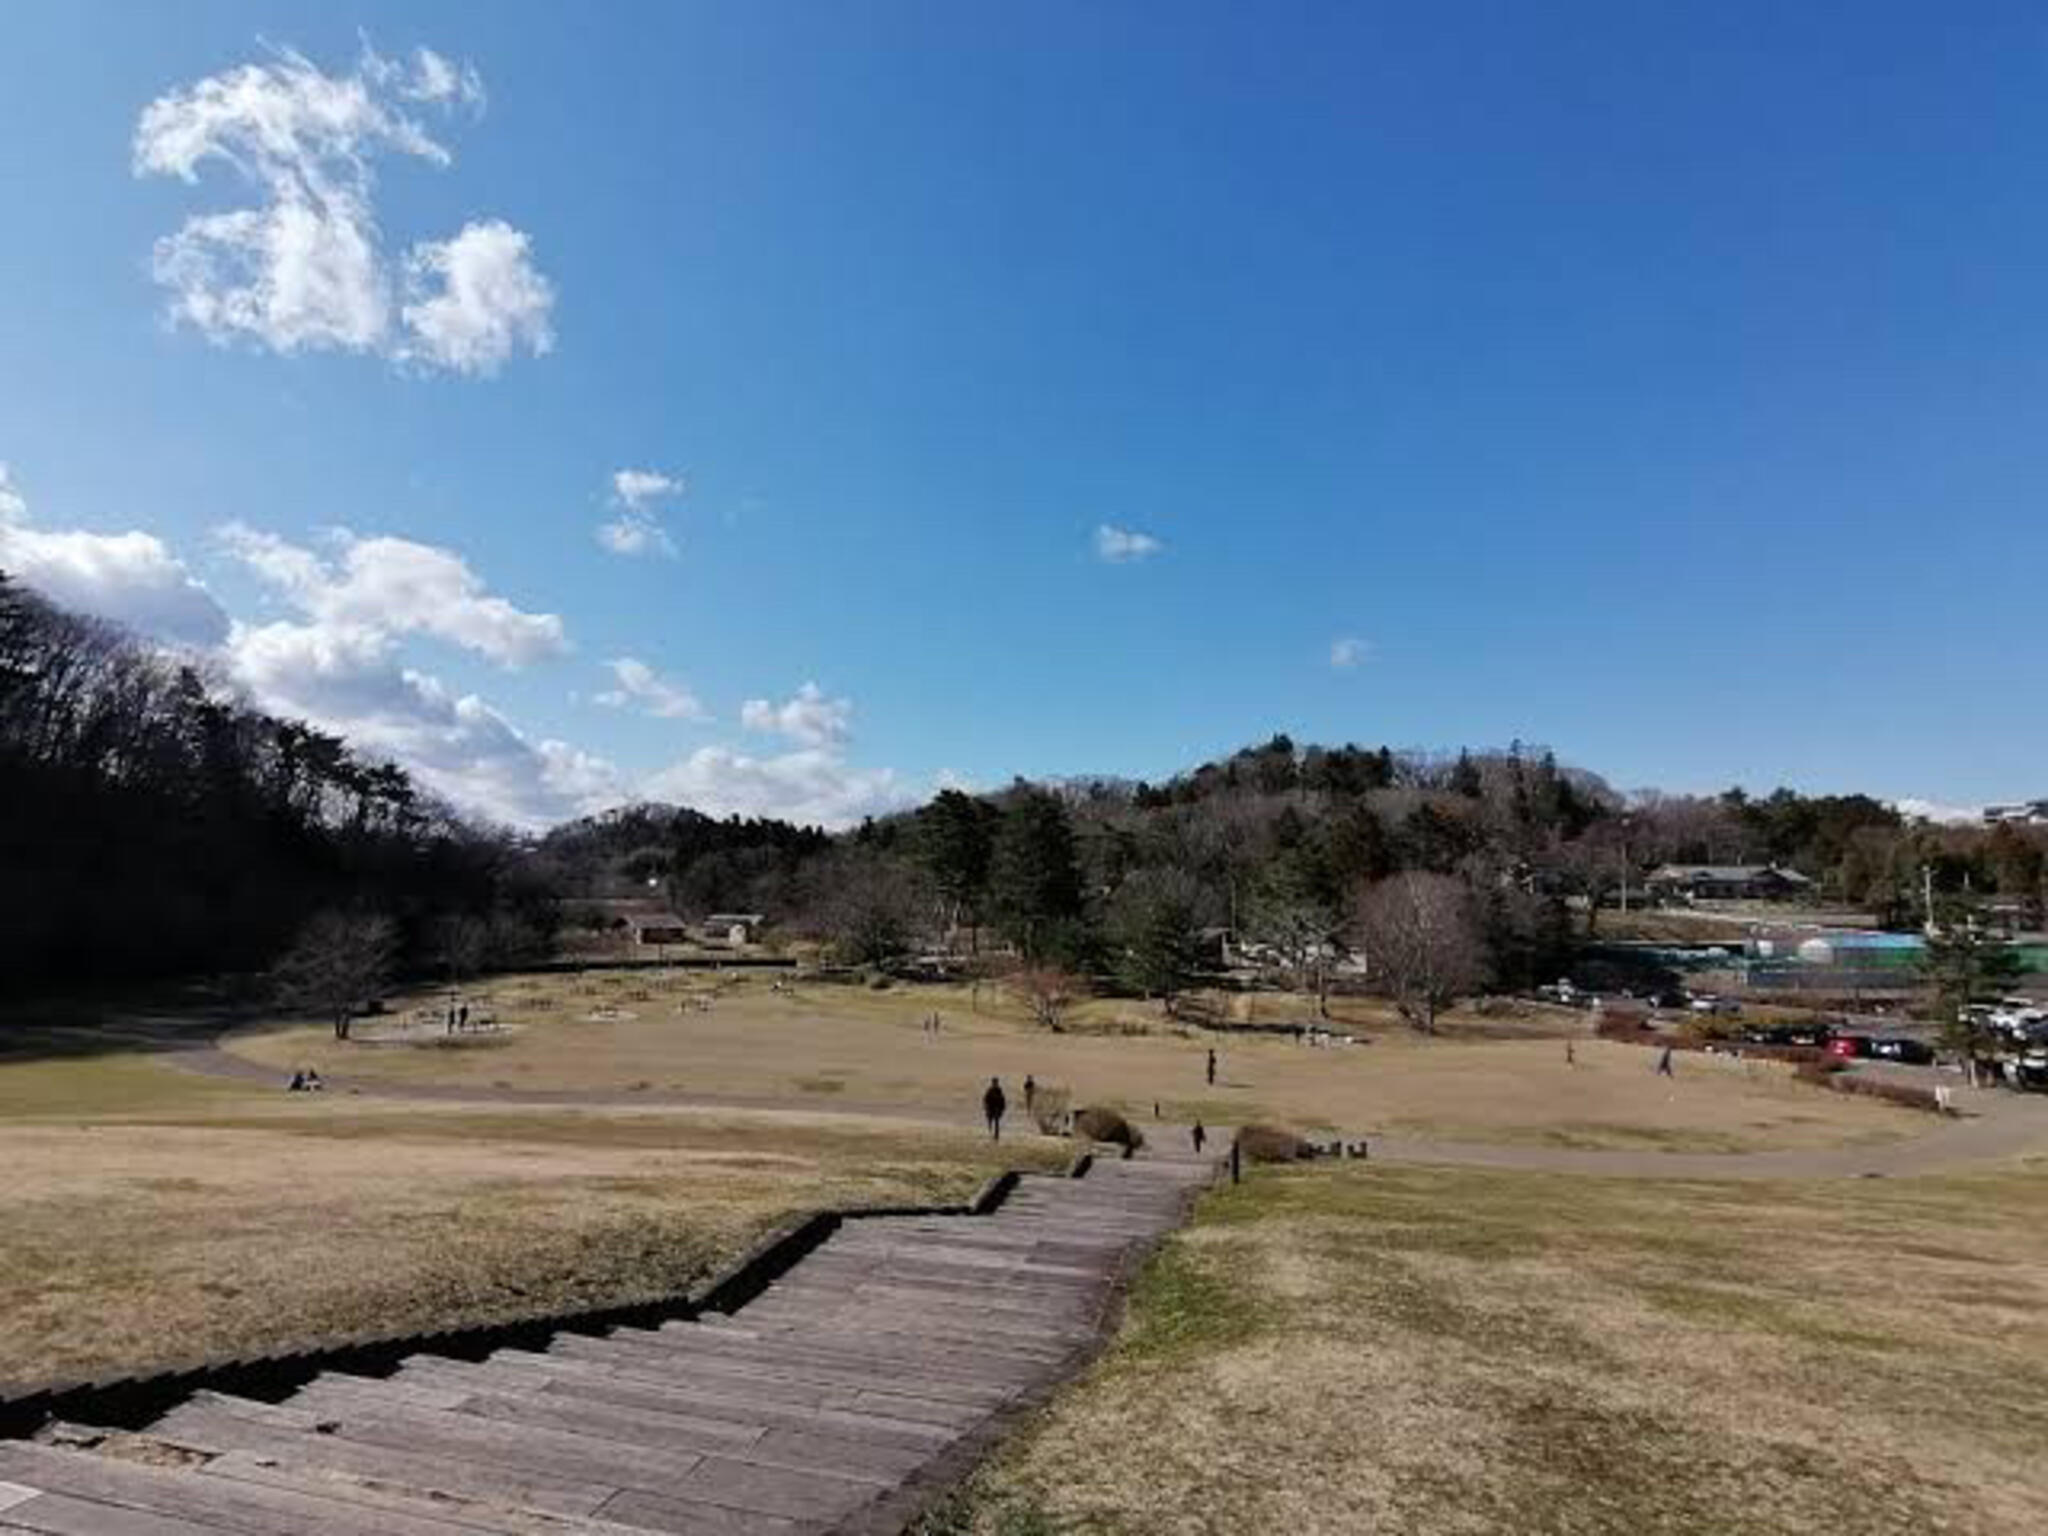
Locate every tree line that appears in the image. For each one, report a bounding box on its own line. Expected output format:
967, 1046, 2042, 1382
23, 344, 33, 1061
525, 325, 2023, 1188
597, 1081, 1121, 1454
557, 732, 2046, 1025
0, 573, 552, 993
11, 569, 2043, 1022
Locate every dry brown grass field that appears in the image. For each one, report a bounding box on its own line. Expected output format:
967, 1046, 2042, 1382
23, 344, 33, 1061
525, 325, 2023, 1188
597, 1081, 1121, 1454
932, 1160, 2048, 1536
0, 1042, 1060, 1391
10, 971, 2042, 1536
221, 970, 1926, 1154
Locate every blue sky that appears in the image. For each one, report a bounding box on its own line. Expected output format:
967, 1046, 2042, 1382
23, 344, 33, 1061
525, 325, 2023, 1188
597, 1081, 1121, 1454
4, 2, 2046, 827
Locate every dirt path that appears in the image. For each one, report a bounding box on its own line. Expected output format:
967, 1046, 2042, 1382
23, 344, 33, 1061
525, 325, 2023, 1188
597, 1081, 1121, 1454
166, 1021, 2048, 1183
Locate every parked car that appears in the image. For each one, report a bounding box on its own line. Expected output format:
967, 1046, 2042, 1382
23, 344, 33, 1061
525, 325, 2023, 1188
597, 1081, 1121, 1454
1867, 1037, 1935, 1065
1825, 1034, 1870, 1060
1688, 994, 1741, 1017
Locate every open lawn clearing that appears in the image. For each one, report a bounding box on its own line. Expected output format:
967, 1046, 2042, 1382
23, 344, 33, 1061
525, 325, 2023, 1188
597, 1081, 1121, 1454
931, 1160, 2048, 1536
0, 1075, 1063, 1391
223, 974, 1930, 1154
0, 1042, 245, 1120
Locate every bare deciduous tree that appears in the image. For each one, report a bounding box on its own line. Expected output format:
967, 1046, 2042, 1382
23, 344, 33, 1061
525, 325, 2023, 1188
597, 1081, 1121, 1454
1353, 872, 1486, 1033
432, 913, 489, 984
1014, 965, 1084, 1031
272, 910, 399, 1040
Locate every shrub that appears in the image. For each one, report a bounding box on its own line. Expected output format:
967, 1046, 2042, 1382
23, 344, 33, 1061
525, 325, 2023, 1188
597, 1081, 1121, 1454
1236, 1123, 1314, 1164
1072, 1106, 1145, 1153
1030, 1085, 1073, 1136
1794, 1058, 1847, 1083
1814, 1071, 1946, 1114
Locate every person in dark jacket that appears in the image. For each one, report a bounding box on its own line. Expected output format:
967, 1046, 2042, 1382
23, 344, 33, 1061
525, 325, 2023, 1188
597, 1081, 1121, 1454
1191, 1120, 1207, 1154
983, 1077, 1008, 1140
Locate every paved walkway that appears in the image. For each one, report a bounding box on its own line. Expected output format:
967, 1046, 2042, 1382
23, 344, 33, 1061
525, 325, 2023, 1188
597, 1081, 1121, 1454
0, 1152, 1217, 1535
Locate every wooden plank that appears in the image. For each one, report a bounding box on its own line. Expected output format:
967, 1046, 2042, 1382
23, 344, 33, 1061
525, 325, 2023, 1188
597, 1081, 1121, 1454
197, 1452, 670, 1536
194, 1392, 711, 1501
512, 1345, 840, 1409
548, 1335, 1015, 1408
0, 1490, 236, 1535
607, 1328, 1037, 1393
399, 1357, 955, 1451
147, 1401, 616, 1519
0, 1443, 484, 1536
589, 1489, 810, 1536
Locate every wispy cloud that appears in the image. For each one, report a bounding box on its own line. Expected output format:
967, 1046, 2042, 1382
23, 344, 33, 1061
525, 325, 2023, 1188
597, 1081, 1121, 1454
597, 467, 683, 557
740, 681, 853, 748
1330, 635, 1370, 670
1094, 523, 1163, 564
595, 657, 706, 720
133, 42, 552, 374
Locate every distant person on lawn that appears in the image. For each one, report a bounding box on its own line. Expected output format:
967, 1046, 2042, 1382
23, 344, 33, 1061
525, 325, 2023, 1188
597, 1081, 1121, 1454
983, 1077, 1008, 1140
1656, 1045, 1675, 1077
1206, 1048, 1217, 1086
1191, 1120, 1207, 1155
1024, 1074, 1037, 1112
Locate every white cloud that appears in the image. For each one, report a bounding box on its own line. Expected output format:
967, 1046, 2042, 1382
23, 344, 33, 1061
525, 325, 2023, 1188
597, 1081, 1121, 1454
223, 616, 618, 829
643, 745, 905, 830
597, 468, 683, 558
594, 657, 706, 720
613, 470, 681, 504
210, 523, 587, 825
382, 47, 483, 107
134, 43, 551, 374
653, 680, 902, 827
399, 220, 555, 376
1330, 635, 1370, 670
217, 523, 565, 667
0, 464, 228, 646
740, 681, 853, 748
1095, 523, 1163, 563
1889, 797, 1982, 826
2, 461, 921, 832
0, 465, 27, 526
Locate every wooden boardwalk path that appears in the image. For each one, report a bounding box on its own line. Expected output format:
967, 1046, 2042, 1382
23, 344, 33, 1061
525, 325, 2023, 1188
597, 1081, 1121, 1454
0, 1152, 1214, 1535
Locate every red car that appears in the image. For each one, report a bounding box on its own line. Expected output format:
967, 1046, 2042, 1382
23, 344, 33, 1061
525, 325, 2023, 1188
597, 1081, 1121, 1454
1825, 1034, 1870, 1060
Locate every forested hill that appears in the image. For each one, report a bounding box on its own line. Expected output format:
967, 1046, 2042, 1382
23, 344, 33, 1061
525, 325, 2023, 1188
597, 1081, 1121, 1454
548, 732, 2044, 999
9, 567, 2044, 997
0, 573, 550, 990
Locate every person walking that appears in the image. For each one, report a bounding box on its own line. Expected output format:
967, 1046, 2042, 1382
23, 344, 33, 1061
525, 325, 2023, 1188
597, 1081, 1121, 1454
1206, 1048, 1217, 1087
1656, 1045, 1674, 1078
983, 1077, 1008, 1140
1023, 1074, 1037, 1113
1565, 1040, 1575, 1067
1191, 1120, 1207, 1155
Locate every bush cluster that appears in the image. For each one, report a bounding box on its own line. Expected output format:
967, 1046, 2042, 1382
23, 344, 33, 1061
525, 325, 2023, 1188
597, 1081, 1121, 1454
1072, 1106, 1145, 1154
1235, 1123, 1314, 1164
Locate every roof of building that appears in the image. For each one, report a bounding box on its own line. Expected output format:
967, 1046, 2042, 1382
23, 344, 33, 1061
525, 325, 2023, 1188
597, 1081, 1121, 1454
1646, 863, 1813, 885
